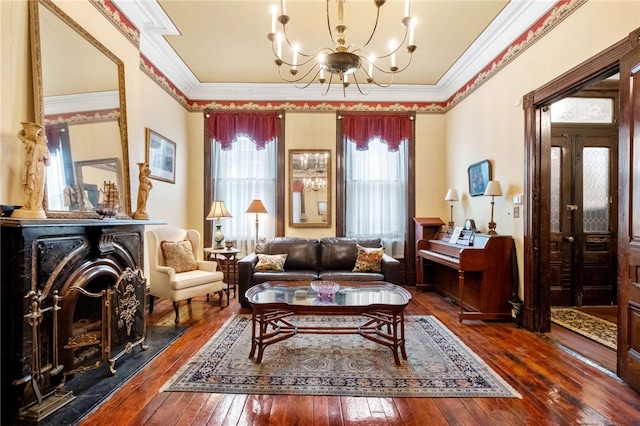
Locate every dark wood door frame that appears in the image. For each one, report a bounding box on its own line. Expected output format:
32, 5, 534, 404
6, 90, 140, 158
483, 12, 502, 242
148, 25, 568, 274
522, 35, 633, 333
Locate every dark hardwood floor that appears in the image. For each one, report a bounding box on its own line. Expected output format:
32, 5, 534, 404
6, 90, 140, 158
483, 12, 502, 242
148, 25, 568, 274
80, 288, 640, 425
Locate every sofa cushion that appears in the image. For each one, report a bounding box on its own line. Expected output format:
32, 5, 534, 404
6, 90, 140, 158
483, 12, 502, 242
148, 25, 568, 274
160, 240, 198, 273
352, 244, 384, 272
254, 253, 288, 272
319, 237, 381, 270
256, 237, 319, 270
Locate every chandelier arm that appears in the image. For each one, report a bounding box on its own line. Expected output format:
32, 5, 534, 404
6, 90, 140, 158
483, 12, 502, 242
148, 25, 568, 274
292, 67, 324, 89
353, 23, 410, 61
358, 3, 383, 51
350, 73, 371, 96
280, 24, 326, 60
320, 74, 334, 97
373, 52, 415, 75
369, 73, 395, 88
277, 63, 322, 85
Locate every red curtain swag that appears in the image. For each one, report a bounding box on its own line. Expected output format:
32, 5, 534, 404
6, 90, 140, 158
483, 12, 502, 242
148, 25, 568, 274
342, 114, 411, 152
206, 111, 280, 150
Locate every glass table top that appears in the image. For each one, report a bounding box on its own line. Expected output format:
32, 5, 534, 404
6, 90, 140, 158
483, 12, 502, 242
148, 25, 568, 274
247, 282, 411, 307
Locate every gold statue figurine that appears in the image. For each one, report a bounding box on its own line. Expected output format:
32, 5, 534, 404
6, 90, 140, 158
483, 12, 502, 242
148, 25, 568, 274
133, 162, 153, 219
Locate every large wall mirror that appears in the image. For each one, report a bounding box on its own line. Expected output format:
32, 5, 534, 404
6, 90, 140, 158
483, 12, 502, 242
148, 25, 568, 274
30, 0, 131, 218
289, 150, 331, 228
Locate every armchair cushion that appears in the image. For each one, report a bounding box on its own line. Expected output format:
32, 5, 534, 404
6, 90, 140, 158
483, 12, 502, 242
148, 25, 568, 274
352, 244, 384, 273
254, 253, 288, 272
160, 240, 198, 273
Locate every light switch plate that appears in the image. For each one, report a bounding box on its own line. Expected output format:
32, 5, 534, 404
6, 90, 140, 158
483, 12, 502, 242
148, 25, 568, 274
513, 194, 522, 204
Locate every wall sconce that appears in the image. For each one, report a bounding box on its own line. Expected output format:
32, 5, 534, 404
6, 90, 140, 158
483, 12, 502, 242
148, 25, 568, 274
444, 189, 459, 229
246, 199, 268, 243
483, 181, 502, 235
206, 200, 232, 248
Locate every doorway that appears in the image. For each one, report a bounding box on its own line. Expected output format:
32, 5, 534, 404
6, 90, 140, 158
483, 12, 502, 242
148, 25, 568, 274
549, 81, 619, 308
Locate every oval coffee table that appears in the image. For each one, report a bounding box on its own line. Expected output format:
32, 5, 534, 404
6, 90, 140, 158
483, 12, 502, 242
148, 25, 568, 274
245, 281, 412, 365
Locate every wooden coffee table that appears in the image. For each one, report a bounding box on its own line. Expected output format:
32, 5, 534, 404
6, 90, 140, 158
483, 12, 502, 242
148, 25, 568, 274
245, 281, 412, 365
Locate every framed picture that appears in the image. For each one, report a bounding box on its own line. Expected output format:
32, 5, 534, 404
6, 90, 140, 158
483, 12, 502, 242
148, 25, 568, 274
468, 159, 492, 196
145, 128, 176, 184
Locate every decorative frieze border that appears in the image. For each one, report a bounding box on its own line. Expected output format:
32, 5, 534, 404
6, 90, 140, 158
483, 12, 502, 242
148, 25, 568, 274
89, 0, 139, 48
44, 109, 121, 126
94, 0, 585, 113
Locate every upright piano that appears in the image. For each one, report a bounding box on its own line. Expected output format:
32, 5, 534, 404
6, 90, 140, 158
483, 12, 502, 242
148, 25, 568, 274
416, 229, 514, 322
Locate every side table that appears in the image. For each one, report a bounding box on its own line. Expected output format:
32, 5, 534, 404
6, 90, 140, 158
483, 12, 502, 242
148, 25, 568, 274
204, 247, 240, 306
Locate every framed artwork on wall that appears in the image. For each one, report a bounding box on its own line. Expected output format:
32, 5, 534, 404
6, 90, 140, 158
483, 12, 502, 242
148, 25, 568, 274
468, 159, 492, 196
145, 128, 176, 184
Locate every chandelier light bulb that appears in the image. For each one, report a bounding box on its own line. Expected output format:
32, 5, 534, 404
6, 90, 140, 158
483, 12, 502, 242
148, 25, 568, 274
404, 0, 411, 18
271, 5, 277, 33
292, 44, 299, 70
409, 19, 416, 46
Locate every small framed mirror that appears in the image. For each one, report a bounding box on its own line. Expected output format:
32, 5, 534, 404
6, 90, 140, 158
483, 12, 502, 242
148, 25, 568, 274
289, 150, 331, 228
73, 158, 124, 216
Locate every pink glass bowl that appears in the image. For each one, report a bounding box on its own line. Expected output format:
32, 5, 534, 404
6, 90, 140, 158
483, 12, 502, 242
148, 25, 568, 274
311, 281, 340, 299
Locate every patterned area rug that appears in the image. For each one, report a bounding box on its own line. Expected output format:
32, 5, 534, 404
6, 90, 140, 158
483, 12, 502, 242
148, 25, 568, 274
551, 307, 617, 350
162, 315, 520, 398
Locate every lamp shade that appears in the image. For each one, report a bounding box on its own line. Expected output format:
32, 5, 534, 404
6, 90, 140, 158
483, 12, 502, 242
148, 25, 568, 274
444, 189, 459, 202
206, 200, 232, 219
484, 181, 503, 197
246, 199, 268, 214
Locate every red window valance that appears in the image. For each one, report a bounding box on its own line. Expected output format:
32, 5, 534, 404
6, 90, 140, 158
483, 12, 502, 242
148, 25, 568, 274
342, 113, 412, 152
45, 123, 67, 153
205, 111, 281, 150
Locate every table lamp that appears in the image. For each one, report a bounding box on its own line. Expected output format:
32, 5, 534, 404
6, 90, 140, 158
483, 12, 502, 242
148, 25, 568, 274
246, 199, 268, 243
444, 189, 459, 229
483, 181, 502, 235
206, 200, 232, 248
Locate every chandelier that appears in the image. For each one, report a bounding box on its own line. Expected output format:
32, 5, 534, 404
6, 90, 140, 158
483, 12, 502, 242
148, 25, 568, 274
304, 177, 327, 192
267, 0, 417, 96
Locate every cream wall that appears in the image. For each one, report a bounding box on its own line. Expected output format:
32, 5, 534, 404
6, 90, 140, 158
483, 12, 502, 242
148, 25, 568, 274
1, 1, 34, 205
444, 0, 640, 295
284, 112, 337, 238
137, 73, 191, 228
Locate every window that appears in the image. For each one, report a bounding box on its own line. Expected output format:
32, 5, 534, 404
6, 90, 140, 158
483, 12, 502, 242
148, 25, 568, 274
339, 113, 414, 258
205, 111, 283, 254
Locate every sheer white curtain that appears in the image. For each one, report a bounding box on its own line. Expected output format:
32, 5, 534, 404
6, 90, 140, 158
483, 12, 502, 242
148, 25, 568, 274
212, 136, 277, 255
345, 137, 407, 257
45, 151, 67, 210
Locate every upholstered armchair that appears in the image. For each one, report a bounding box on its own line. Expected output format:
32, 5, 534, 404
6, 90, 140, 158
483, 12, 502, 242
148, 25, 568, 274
146, 227, 225, 323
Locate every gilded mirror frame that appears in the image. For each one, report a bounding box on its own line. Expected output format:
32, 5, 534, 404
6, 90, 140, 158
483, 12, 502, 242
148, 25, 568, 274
30, 0, 131, 218
289, 149, 331, 228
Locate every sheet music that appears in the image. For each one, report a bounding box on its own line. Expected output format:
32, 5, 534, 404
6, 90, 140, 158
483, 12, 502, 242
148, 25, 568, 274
449, 226, 463, 244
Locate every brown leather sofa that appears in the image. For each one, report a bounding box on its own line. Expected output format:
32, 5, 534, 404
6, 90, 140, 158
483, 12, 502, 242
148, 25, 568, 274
238, 237, 400, 307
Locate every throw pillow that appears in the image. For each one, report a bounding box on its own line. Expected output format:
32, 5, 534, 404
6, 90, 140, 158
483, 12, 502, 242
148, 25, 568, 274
160, 240, 198, 273
352, 244, 384, 273
254, 253, 288, 272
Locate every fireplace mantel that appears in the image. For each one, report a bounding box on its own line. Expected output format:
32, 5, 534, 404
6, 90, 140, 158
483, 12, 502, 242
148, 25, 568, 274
0, 218, 164, 423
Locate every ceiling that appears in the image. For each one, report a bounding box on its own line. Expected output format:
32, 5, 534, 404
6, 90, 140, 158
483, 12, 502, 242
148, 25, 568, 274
112, 0, 558, 103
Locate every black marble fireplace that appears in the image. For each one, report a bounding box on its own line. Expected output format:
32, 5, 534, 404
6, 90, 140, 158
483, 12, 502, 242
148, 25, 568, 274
0, 218, 154, 423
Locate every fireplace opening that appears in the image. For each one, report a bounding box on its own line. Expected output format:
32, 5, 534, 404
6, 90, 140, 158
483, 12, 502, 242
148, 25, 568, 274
64, 275, 113, 375
60, 263, 147, 380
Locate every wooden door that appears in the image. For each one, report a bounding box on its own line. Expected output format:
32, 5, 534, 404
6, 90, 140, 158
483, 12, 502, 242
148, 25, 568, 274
549, 128, 618, 307
618, 30, 640, 393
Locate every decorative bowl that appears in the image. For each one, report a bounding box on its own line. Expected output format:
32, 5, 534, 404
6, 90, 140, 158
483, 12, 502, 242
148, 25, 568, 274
310, 281, 340, 299
224, 241, 234, 250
